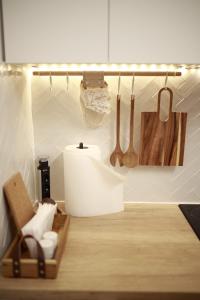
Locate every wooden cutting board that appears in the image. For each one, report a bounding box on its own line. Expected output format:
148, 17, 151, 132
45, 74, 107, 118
3, 173, 35, 230
139, 87, 187, 166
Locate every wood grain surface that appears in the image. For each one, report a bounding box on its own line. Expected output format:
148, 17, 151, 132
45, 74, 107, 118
122, 95, 138, 168
1, 203, 200, 300
110, 95, 124, 167
3, 173, 35, 229
2, 214, 70, 279
139, 87, 187, 166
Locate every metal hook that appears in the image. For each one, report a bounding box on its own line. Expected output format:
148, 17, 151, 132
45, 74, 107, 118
164, 72, 168, 89
117, 73, 121, 95
131, 72, 135, 95
49, 72, 53, 92
66, 72, 69, 92
0, 64, 3, 77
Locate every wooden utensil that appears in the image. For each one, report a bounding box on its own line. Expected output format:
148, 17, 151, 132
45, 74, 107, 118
110, 95, 124, 167
123, 95, 138, 167
139, 87, 187, 166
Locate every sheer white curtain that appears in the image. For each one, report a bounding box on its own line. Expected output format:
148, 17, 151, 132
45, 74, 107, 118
0, 65, 36, 257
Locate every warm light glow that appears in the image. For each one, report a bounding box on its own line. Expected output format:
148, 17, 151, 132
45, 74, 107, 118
89, 64, 97, 71
70, 64, 79, 71
149, 64, 157, 71
31, 64, 195, 74
168, 64, 175, 71
140, 64, 147, 71
159, 64, 167, 71
79, 64, 85, 71
180, 65, 187, 75
119, 64, 127, 71
130, 64, 137, 71
111, 64, 118, 71
102, 64, 109, 71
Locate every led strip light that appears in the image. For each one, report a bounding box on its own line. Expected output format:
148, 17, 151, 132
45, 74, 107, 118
31, 64, 186, 76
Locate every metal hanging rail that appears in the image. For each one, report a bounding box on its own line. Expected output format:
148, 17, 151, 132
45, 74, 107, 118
32, 71, 181, 77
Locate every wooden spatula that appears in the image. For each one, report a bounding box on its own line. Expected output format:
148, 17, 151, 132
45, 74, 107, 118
110, 95, 124, 167
123, 95, 138, 167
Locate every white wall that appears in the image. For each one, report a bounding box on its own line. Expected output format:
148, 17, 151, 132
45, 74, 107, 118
0, 66, 36, 257
32, 70, 200, 204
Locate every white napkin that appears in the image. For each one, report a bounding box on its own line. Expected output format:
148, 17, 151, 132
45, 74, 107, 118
80, 85, 111, 114
22, 203, 57, 258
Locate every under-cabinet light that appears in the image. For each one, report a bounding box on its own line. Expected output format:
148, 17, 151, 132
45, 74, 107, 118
32, 64, 185, 73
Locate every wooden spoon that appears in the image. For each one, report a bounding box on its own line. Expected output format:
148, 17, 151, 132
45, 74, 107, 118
122, 95, 138, 167
110, 95, 124, 167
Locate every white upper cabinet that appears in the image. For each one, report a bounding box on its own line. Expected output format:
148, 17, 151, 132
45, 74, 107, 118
2, 0, 200, 64
109, 0, 200, 64
0, 5, 3, 62
2, 0, 108, 63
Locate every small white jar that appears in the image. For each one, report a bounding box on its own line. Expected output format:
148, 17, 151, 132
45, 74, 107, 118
39, 239, 55, 259
43, 231, 58, 248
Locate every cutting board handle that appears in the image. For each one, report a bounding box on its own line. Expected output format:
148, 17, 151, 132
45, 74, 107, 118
157, 87, 173, 119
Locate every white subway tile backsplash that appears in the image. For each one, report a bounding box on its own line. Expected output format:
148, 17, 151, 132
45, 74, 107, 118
31, 71, 200, 204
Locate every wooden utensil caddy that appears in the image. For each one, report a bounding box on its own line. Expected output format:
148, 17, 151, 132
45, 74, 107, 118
2, 173, 70, 279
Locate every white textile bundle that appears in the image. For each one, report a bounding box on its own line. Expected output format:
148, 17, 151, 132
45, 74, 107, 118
81, 86, 111, 114
21, 203, 57, 258
80, 83, 111, 128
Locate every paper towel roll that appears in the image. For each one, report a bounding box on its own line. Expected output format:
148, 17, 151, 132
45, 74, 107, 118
63, 144, 124, 217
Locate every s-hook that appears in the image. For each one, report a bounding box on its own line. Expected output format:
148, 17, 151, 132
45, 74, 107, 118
49, 72, 53, 93
66, 72, 69, 92
117, 73, 121, 95
131, 72, 135, 96
164, 72, 168, 89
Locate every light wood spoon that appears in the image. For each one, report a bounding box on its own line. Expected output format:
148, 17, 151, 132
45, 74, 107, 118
122, 95, 138, 167
110, 95, 124, 167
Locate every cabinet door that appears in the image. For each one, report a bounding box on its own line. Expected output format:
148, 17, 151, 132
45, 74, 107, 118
2, 0, 108, 63
0, 5, 3, 62
109, 0, 200, 64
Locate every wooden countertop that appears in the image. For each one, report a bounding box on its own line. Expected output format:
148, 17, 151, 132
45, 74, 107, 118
0, 203, 200, 300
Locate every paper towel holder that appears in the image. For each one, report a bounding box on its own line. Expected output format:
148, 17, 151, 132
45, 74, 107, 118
77, 142, 88, 149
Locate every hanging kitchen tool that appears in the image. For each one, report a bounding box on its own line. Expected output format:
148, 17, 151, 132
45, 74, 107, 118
49, 72, 53, 93
110, 75, 124, 167
139, 86, 187, 166
80, 71, 111, 128
66, 72, 69, 92
122, 74, 138, 168
82, 71, 107, 89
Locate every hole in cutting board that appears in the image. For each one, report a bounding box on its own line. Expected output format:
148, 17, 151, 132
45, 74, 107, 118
159, 90, 171, 122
